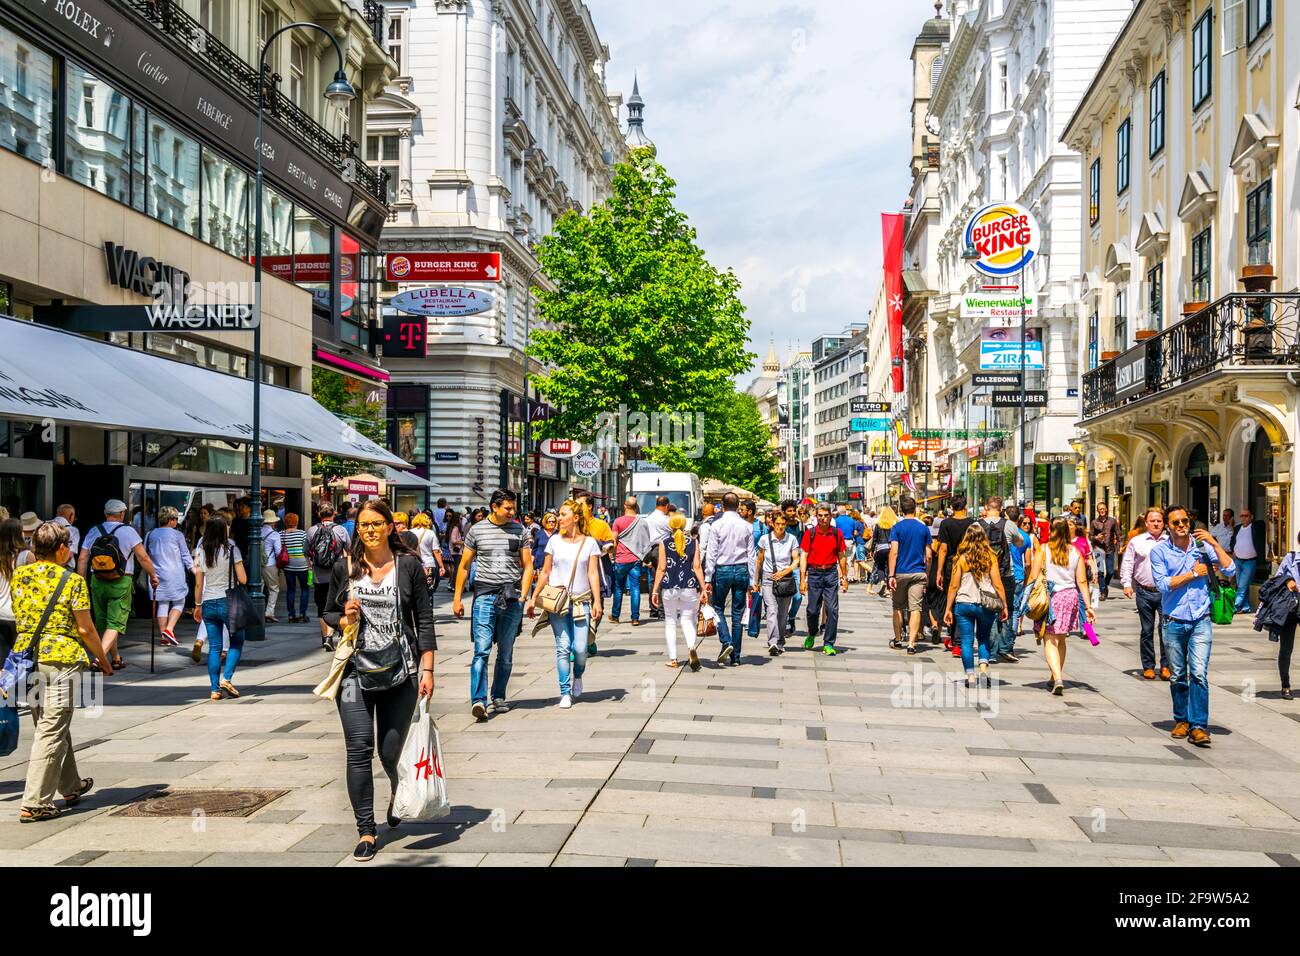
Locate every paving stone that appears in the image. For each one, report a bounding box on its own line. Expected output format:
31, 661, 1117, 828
1073, 817, 1300, 853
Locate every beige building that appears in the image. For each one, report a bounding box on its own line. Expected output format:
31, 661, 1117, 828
0, 0, 401, 522
1064, 0, 1299, 564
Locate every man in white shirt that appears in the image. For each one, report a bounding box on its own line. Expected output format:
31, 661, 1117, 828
1209, 509, 1235, 553
643, 495, 672, 544
1231, 508, 1263, 613
260, 510, 283, 624
704, 494, 755, 666
697, 502, 717, 560
78, 499, 158, 668
1121, 506, 1168, 680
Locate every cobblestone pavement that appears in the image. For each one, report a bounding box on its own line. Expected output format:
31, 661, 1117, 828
3, 584, 1299, 867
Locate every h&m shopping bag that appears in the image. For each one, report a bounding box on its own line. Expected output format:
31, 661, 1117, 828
392, 697, 450, 822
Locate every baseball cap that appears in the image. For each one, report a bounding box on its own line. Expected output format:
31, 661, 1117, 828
104, 499, 128, 515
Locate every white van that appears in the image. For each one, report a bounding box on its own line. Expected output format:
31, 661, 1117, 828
629, 471, 703, 530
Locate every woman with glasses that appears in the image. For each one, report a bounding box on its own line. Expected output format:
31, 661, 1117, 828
1025, 517, 1094, 695
323, 500, 436, 862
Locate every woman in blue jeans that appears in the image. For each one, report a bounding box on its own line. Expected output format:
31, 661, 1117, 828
526, 501, 603, 709
192, 515, 247, 700
943, 523, 1008, 688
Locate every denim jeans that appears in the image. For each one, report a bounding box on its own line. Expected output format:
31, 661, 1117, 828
991, 575, 1017, 655
202, 598, 245, 692
283, 568, 310, 617
1136, 586, 1166, 670
953, 601, 997, 673
470, 593, 523, 704
612, 561, 642, 621
549, 607, 590, 697
711, 564, 750, 660
1001, 579, 1025, 654
805, 567, 840, 646
1233, 558, 1257, 611
786, 568, 803, 623
1164, 615, 1213, 731
1098, 551, 1116, 596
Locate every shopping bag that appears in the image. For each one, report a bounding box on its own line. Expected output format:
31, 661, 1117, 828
1211, 593, 1235, 626
1082, 619, 1100, 646
0, 703, 17, 757
392, 697, 450, 822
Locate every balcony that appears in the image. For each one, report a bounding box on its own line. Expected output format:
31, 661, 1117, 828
1081, 292, 1300, 420
120, 0, 390, 209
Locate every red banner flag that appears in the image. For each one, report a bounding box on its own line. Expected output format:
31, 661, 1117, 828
882, 213, 905, 393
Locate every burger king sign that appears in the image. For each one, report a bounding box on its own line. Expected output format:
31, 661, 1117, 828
963, 202, 1041, 279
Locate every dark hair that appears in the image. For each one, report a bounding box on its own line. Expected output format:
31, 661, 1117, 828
899, 496, 917, 515
318, 503, 335, 519
656, 495, 669, 508
1164, 504, 1189, 525
471, 507, 488, 523
781, 499, 797, 510
0, 517, 25, 577
490, 489, 517, 509
348, 499, 416, 579
951, 494, 968, 512
721, 492, 740, 511
200, 515, 231, 568
436, 498, 447, 508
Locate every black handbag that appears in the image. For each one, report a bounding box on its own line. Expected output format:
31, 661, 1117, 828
225, 547, 262, 633
351, 559, 415, 693
765, 534, 797, 598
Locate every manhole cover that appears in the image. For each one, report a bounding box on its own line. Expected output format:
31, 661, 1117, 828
267, 753, 309, 762
112, 788, 289, 818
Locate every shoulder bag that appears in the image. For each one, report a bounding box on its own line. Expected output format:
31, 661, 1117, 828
538, 535, 586, 615
1, 568, 73, 700
976, 574, 1003, 613
352, 557, 416, 693
224, 546, 262, 633
766, 535, 797, 598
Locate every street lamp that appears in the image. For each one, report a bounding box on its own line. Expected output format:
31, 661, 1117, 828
249, 24, 355, 631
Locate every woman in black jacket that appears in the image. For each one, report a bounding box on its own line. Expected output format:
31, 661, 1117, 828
324, 499, 436, 862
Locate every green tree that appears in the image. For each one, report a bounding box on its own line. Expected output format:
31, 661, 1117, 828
644, 389, 779, 501
311, 367, 387, 480
528, 149, 754, 442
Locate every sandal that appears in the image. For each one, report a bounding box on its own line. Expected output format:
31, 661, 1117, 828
62, 777, 93, 806
111, 658, 126, 669
665, 660, 681, 669
906, 645, 917, 655
19, 805, 60, 823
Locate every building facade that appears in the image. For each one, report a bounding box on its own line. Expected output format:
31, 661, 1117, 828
929, 0, 1131, 511
1065, 0, 1300, 561
777, 349, 811, 502
369, 0, 627, 512
0, 0, 399, 523
808, 328, 868, 502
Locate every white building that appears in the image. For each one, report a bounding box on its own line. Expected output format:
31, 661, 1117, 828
807, 327, 867, 502
929, 0, 1131, 509
369, 0, 627, 511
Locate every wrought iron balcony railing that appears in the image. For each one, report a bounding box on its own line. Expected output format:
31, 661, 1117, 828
120, 0, 390, 209
1081, 293, 1300, 419
363, 0, 386, 46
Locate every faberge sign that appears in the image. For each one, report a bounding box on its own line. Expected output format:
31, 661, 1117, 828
964, 202, 1041, 279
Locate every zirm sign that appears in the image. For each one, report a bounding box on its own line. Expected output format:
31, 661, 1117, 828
964, 202, 1041, 279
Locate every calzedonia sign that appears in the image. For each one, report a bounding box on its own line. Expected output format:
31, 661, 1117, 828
12, 0, 350, 223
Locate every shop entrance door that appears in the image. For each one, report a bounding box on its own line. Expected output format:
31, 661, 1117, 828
1185, 444, 1209, 528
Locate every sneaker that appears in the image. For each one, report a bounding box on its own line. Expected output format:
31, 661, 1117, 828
768, 645, 781, 657
471, 701, 488, 721
352, 838, 378, 862
159, 630, 179, 647
998, 651, 1019, 663
1051, 681, 1064, 696
191, 640, 204, 664
822, 645, 837, 656
572, 679, 583, 699
558, 695, 572, 709
803, 636, 815, 650
492, 697, 512, 713
717, 645, 733, 664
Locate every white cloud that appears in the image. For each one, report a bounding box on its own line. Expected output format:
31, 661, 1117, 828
586, 0, 919, 378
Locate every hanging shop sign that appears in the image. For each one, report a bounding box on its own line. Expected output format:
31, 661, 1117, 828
434, 452, 460, 462
991, 390, 1047, 407
973, 372, 1022, 388
384, 253, 501, 282
974, 459, 1003, 474
914, 429, 1009, 439
963, 202, 1041, 279
909, 461, 933, 474
1035, 453, 1081, 465
572, 450, 601, 478
1114, 345, 1150, 402
539, 439, 580, 459
850, 417, 893, 432
389, 287, 495, 318
959, 292, 1037, 320
850, 399, 892, 414
979, 327, 1045, 371
381, 313, 427, 359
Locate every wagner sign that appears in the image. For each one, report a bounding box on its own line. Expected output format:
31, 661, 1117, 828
963, 202, 1041, 279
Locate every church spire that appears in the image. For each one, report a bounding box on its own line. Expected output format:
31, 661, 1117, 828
624, 74, 655, 153
763, 338, 781, 374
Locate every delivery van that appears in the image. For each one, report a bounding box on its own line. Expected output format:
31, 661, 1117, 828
629, 471, 703, 530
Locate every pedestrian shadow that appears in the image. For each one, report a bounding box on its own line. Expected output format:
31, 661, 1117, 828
385, 806, 495, 851
1152, 719, 1234, 736
586, 649, 640, 657
1251, 689, 1293, 701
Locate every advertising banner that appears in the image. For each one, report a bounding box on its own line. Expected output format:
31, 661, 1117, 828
979, 327, 1045, 370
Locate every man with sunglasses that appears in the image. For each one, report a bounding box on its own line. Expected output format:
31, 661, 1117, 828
1149, 504, 1236, 748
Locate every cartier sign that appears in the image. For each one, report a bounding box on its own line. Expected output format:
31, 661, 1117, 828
12, 0, 349, 220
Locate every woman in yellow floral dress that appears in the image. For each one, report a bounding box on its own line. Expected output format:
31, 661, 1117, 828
13, 522, 112, 822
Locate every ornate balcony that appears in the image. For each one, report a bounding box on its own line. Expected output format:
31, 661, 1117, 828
120, 0, 390, 209
1081, 292, 1300, 420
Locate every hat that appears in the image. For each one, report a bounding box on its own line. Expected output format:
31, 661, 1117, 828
104, 499, 128, 515
262, 510, 279, 523
19, 511, 41, 532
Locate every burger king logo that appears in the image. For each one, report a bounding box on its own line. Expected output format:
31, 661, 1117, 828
388, 255, 412, 279
339, 255, 355, 280
963, 202, 1040, 279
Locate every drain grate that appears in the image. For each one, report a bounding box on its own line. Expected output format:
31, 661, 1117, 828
112, 788, 289, 818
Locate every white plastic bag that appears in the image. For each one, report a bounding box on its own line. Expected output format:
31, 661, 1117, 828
393, 697, 450, 822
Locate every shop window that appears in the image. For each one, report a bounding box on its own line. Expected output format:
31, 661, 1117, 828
146, 112, 200, 236
293, 205, 331, 309
200, 148, 249, 259
258, 184, 294, 259
64, 63, 131, 205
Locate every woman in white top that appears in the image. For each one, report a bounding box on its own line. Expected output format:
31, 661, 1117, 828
942, 522, 1008, 688
526, 500, 603, 709
409, 512, 446, 596
1026, 516, 1094, 696
753, 512, 801, 655
651, 512, 707, 670
192, 515, 247, 701
0, 517, 31, 661
146, 506, 193, 648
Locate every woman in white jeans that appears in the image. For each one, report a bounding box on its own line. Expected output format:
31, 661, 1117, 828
651, 513, 707, 671
753, 512, 801, 655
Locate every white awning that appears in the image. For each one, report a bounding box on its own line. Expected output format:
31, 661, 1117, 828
0, 315, 408, 469
384, 466, 433, 488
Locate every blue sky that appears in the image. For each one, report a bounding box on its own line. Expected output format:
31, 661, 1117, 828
586, 0, 921, 380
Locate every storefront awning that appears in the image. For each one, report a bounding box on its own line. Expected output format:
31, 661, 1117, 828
0, 316, 408, 469
383, 466, 433, 489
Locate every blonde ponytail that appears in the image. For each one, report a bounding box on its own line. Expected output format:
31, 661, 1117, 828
669, 512, 688, 557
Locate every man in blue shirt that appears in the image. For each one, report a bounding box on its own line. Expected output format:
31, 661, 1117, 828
1150, 504, 1236, 748
887, 495, 932, 652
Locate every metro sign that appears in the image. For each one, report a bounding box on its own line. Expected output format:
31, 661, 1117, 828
385, 252, 502, 282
